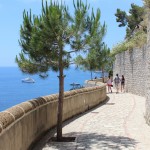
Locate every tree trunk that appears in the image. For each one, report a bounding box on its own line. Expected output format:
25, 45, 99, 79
91, 71, 93, 80
102, 67, 104, 83
57, 45, 64, 141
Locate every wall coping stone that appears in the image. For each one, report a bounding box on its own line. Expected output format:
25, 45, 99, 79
0, 84, 105, 134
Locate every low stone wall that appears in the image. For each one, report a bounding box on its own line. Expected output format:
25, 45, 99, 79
0, 83, 106, 150
85, 77, 108, 86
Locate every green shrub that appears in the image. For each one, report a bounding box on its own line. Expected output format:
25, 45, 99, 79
111, 31, 147, 56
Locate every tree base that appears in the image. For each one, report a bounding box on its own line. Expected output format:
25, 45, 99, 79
50, 136, 76, 142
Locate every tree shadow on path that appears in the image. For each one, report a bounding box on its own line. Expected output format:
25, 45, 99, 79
43, 132, 138, 150
64, 132, 138, 150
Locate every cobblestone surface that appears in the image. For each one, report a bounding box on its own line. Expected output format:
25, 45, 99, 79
33, 91, 150, 150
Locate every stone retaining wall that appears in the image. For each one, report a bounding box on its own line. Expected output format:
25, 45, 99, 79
0, 83, 106, 150
113, 11, 150, 127
145, 12, 150, 126
113, 45, 147, 97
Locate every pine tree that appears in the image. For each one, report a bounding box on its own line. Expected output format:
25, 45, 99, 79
16, 0, 103, 141
115, 3, 145, 38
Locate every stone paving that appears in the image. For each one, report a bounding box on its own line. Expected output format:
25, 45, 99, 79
33, 90, 150, 150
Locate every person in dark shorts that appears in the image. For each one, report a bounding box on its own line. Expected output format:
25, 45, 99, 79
114, 74, 120, 94
121, 75, 125, 92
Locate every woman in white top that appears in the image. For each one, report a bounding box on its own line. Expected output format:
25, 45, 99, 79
107, 76, 112, 93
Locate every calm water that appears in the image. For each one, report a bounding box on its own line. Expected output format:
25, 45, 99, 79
0, 66, 100, 111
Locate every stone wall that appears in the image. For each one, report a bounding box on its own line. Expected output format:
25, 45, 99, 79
0, 83, 106, 150
113, 45, 147, 97
113, 11, 150, 127
145, 12, 150, 126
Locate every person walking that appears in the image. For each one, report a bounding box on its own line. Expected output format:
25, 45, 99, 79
114, 74, 121, 94
107, 76, 112, 93
121, 75, 125, 92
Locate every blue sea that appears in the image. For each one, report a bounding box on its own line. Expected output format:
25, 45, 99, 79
0, 66, 101, 112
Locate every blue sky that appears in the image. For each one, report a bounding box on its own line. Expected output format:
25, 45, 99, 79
0, 0, 143, 67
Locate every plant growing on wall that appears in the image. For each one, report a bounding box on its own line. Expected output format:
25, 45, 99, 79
111, 30, 147, 56
111, 2, 148, 56
16, 0, 104, 141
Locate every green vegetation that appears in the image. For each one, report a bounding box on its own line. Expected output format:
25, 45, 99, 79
111, 2, 147, 56
74, 52, 98, 80
74, 43, 113, 82
115, 3, 145, 38
97, 44, 113, 82
16, 0, 105, 141
111, 31, 147, 56
74, 10, 113, 82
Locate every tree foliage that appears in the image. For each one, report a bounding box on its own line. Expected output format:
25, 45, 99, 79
74, 43, 113, 81
74, 50, 98, 80
112, 3, 147, 56
115, 3, 146, 38
96, 44, 113, 81
74, 15, 108, 80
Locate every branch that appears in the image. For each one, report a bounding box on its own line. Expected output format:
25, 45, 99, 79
67, 50, 78, 53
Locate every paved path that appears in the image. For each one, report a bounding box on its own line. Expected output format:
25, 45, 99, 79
33, 91, 150, 150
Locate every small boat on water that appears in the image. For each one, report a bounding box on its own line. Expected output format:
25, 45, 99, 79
22, 77, 35, 83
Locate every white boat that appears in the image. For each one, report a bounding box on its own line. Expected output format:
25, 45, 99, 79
22, 77, 35, 83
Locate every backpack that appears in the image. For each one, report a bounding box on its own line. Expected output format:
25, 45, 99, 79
114, 76, 120, 84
